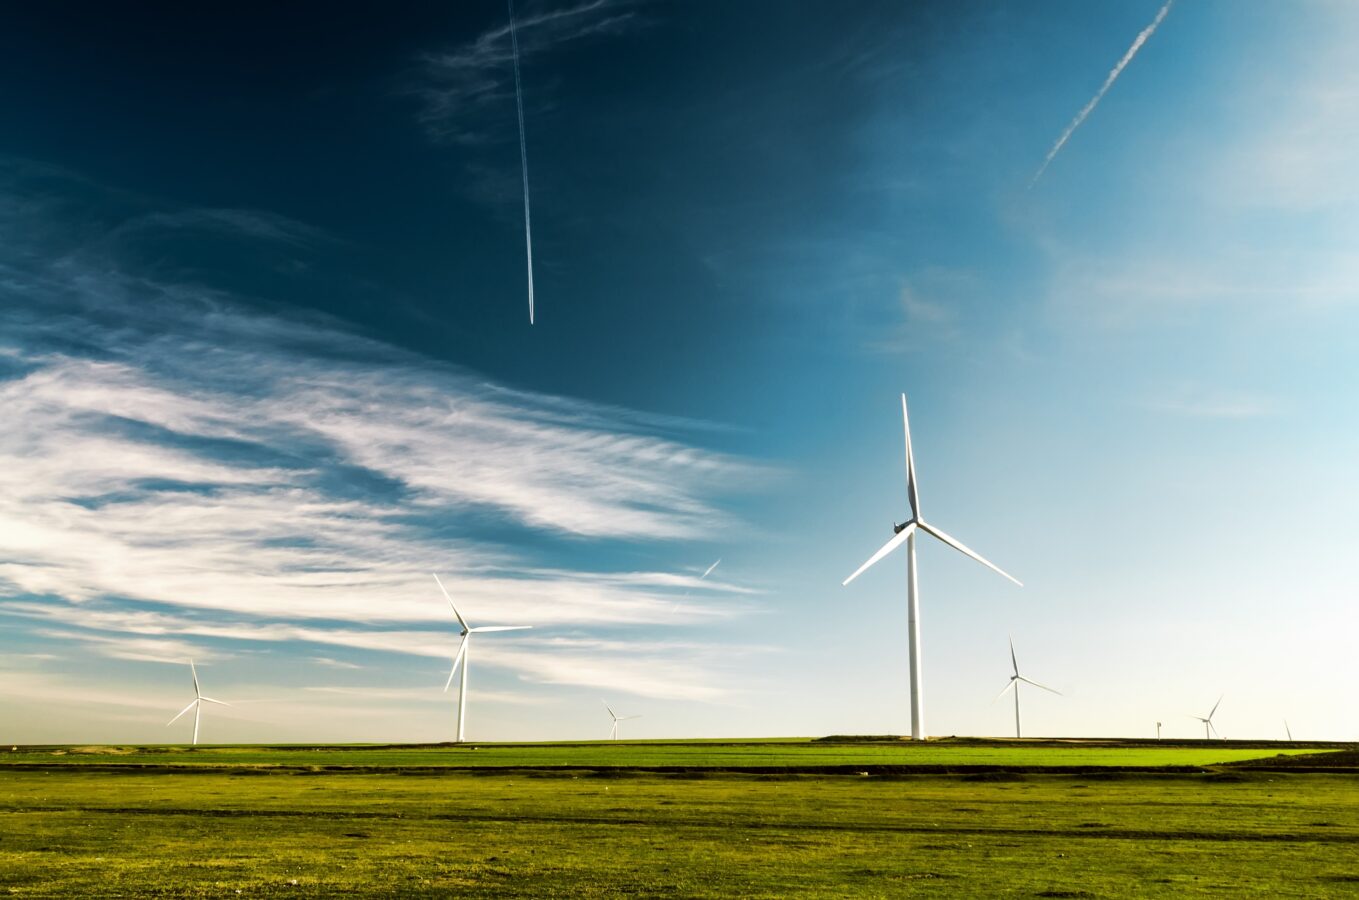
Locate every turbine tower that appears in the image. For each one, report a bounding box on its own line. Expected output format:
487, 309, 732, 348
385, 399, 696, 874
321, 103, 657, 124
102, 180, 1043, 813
603, 701, 641, 740
1191, 695, 1223, 739
433, 573, 532, 743
993, 636, 1060, 738
843, 394, 1022, 740
166, 660, 229, 746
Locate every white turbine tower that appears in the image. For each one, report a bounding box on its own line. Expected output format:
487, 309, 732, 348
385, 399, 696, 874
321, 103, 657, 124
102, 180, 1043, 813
603, 701, 640, 740
1191, 695, 1223, 739
993, 636, 1059, 739
166, 660, 229, 746
843, 394, 1022, 740
433, 573, 532, 743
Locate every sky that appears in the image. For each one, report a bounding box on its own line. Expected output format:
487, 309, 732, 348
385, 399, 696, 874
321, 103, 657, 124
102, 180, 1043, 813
2, 1, 1357, 744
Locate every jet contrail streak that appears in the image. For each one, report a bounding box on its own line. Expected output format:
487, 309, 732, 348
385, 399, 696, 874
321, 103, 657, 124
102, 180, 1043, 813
508, 0, 535, 324
1030, 0, 1174, 187
701, 558, 721, 579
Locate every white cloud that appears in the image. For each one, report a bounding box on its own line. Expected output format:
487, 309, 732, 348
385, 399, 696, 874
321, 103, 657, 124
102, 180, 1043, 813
0, 159, 765, 713
1142, 384, 1276, 420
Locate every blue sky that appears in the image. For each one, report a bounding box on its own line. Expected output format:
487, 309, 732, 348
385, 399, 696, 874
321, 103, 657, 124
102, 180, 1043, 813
2, 1, 1356, 743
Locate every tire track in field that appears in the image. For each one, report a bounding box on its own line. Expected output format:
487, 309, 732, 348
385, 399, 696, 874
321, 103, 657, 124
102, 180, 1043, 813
3, 805, 1357, 845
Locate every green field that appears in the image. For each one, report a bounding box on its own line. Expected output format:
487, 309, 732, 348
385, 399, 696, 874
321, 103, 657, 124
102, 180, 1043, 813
0, 738, 1332, 770
1, 740, 1355, 897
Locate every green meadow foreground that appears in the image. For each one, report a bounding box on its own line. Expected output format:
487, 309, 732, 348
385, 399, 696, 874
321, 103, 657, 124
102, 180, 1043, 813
1, 740, 1355, 897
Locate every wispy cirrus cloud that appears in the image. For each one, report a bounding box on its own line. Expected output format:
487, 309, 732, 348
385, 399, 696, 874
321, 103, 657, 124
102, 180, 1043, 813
414, 0, 645, 144
1142, 384, 1276, 420
0, 158, 762, 705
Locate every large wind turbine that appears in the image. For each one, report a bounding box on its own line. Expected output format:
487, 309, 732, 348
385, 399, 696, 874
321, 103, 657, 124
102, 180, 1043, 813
993, 636, 1059, 738
433, 573, 532, 743
603, 701, 641, 740
1191, 695, 1223, 739
843, 394, 1022, 740
166, 660, 229, 746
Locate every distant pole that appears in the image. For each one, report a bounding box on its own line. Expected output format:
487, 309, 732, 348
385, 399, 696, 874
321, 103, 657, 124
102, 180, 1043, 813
1156, 721, 1161, 740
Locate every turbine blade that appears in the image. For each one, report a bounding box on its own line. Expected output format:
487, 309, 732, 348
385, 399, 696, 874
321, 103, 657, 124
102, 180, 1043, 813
444, 635, 469, 692
1018, 676, 1061, 696
1009, 635, 1018, 677
470, 625, 533, 633
1209, 694, 1223, 720
190, 659, 200, 698
842, 521, 916, 586
902, 394, 921, 520
623, 715, 642, 720
917, 521, 1022, 586
1209, 721, 1220, 738
992, 680, 1016, 704
198, 697, 231, 707
603, 701, 616, 718
432, 573, 470, 631
167, 700, 197, 726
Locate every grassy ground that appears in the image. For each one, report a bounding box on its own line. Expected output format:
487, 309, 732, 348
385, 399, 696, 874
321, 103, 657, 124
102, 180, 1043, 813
2, 768, 1357, 897
0, 738, 1334, 770
1, 741, 1354, 897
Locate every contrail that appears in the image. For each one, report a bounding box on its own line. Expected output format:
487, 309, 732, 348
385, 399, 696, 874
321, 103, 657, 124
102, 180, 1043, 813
1030, 0, 1174, 187
508, 0, 535, 324
672, 559, 722, 613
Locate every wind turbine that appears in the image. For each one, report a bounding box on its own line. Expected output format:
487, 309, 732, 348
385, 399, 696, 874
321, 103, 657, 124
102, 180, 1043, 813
843, 394, 1022, 740
433, 573, 532, 743
603, 701, 641, 740
1191, 695, 1223, 739
993, 636, 1060, 738
1156, 721, 1162, 740
166, 660, 229, 746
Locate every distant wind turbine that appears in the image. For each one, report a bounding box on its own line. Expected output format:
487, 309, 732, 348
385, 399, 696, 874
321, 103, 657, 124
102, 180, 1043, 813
433, 573, 532, 743
1156, 721, 1162, 740
843, 394, 1022, 740
1190, 695, 1223, 739
993, 636, 1060, 738
166, 660, 229, 746
603, 701, 641, 740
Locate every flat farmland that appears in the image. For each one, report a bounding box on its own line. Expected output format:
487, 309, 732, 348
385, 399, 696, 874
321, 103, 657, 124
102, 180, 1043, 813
0, 740, 1355, 897
0, 738, 1335, 771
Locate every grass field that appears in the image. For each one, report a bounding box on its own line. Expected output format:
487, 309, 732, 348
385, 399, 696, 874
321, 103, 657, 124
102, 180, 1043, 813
0, 738, 1334, 770
1, 739, 1355, 897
